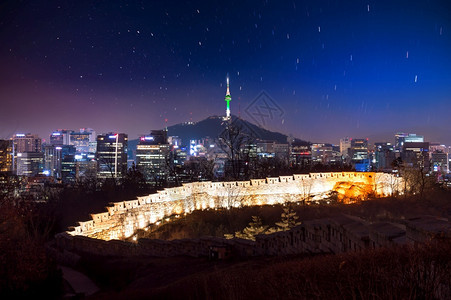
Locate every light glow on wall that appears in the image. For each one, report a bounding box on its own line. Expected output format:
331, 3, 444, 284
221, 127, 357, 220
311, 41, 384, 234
67, 172, 404, 241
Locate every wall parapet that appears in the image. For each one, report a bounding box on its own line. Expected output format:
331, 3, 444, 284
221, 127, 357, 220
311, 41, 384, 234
64, 172, 403, 241
55, 214, 449, 259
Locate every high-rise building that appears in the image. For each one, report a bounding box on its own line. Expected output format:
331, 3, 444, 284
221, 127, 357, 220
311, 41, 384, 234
374, 142, 395, 171
189, 139, 206, 157
50, 130, 73, 146
168, 136, 182, 148
431, 151, 448, 174
0, 139, 13, 172
12, 133, 42, 174
395, 133, 424, 151
350, 139, 368, 160
61, 152, 77, 184
43, 144, 76, 179
43, 145, 62, 178
13, 133, 41, 153
70, 128, 97, 153
74, 153, 97, 180
256, 141, 289, 159
96, 133, 128, 179
290, 141, 311, 168
16, 152, 44, 176
339, 137, 352, 159
429, 143, 447, 156
136, 132, 169, 185
311, 143, 336, 164
402, 142, 430, 170
167, 135, 188, 181
350, 139, 369, 171
273, 143, 290, 160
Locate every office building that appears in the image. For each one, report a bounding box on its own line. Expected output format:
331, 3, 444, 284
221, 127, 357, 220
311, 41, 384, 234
0, 139, 13, 172
74, 153, 97, 180
256, 141, 290, 160
61, 153, 77, 184
12, 133, 42, 174
431, 151, 448, 174
339, 137, 352, 158
374, 142, 396, 171
43, 145, 62, 178
290, 141, 311, 168
13, 133, 41, 153
43, 145, 76, 179
70, 128, 96, 153
350, 139, 370, 171
96, 133, 128, 179
402, 142, 430, 170
395, 133, 424, 151
16, 152, 44, 176
350, 139, 368, 160
136, 132, 169, 185
311, 143, 339, 164
429, 143, 447, 156
50, 130, 73, 146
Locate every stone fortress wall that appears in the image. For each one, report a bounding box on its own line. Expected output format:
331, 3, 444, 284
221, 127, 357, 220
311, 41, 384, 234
62, 172, 402, 242
55, 214, 451, 259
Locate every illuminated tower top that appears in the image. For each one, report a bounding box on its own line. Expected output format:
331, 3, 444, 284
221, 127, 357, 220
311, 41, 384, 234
224, 75, 231, 120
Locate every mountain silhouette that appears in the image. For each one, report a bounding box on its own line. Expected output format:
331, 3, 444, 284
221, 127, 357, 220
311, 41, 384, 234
128, 115, 308, 159
167, 115, 308, 145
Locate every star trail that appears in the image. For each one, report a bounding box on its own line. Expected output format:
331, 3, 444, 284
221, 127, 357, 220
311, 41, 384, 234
0, 0, 450, 144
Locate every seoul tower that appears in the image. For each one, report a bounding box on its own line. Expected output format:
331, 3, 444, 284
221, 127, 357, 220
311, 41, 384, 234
224, 74, 231, 120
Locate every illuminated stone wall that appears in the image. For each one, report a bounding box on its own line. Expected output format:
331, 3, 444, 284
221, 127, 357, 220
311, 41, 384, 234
57, 214, 448, 259
64, 172, 403, 241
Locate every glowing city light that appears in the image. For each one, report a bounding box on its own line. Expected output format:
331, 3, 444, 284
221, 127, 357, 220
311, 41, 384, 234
140, 136, 154, 141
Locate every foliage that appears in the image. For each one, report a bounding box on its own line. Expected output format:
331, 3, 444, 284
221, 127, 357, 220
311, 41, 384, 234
230, 206, 301, 238
235, 216, 268, 241
0, 202, 62, 298
140, 187, 451, 242
275, 206, 301, 231
83, 240, 451, 299
147, 241, 451, 300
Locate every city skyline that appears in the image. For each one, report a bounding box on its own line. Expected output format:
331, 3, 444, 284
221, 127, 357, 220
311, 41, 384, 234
1, 1, 451, 145
2, 121, 444, 148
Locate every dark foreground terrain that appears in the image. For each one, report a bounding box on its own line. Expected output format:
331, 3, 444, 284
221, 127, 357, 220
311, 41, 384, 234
78, 191, 451, 299
2, 188, 451, 299
82, 240, 450, 299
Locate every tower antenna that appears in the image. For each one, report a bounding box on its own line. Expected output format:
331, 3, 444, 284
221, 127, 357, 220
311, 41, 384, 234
224, 73, 231, 120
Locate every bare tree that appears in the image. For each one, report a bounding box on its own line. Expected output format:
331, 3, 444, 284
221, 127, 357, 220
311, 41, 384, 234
219, 183, 246, 210
298, 177, 313, 205
183, 157, 216, 182
400, 165, 435, 199
165, 150, 180, 186
216, 118, 255, 181
375, 172, 402, 197
97, 156, 119, 187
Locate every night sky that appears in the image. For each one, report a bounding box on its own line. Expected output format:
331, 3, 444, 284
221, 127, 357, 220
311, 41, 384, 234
1, 1, 450, 145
